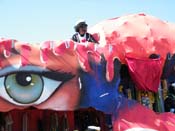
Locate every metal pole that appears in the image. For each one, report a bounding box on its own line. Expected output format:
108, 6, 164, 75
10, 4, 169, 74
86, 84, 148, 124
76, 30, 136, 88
158, 82, 165, 112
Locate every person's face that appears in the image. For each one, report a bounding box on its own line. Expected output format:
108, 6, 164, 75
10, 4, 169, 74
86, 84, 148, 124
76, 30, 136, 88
79, 24, 87, 35
0, 41, 80, 111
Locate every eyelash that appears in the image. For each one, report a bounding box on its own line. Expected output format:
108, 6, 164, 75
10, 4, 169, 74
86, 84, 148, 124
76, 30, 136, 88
41, 71, 75, 82
1, 70, 75, 82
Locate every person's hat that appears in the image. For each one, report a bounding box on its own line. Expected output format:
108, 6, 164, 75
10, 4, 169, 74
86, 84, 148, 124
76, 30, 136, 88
74, 19, 88, 32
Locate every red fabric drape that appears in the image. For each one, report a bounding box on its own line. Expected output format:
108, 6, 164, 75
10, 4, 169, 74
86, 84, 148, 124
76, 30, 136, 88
125, 55, 164, 92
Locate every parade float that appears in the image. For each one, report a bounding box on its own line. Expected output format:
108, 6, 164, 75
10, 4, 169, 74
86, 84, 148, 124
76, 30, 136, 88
0, 13, 175, 131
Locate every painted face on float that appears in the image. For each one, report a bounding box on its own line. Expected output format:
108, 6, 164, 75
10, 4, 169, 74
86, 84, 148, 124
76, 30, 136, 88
0, 39, 80, 111
0, 38, 120, 112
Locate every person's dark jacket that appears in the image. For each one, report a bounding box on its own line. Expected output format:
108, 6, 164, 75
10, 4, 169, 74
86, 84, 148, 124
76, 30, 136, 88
72, 33, 98, 43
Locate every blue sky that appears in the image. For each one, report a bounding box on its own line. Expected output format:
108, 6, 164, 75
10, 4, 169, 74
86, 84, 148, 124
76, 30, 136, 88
0, 0, 174, 43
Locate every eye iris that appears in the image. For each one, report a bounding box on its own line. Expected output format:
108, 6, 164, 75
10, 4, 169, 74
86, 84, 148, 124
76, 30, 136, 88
15, 73, 32, 86
5, 72, 44, 104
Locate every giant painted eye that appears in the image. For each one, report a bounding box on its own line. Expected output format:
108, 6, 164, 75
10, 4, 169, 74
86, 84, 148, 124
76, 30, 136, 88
5, 72, 44, 104
0, 65, 74, 106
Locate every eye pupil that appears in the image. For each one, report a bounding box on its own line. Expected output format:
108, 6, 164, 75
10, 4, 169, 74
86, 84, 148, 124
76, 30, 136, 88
16, 72, 32, 86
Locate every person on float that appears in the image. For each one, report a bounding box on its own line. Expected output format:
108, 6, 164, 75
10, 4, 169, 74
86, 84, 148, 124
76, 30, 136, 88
72, 19, 98, 44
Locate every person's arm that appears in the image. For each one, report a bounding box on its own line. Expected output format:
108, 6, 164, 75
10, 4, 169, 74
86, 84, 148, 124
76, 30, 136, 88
72, 34, 78, 42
